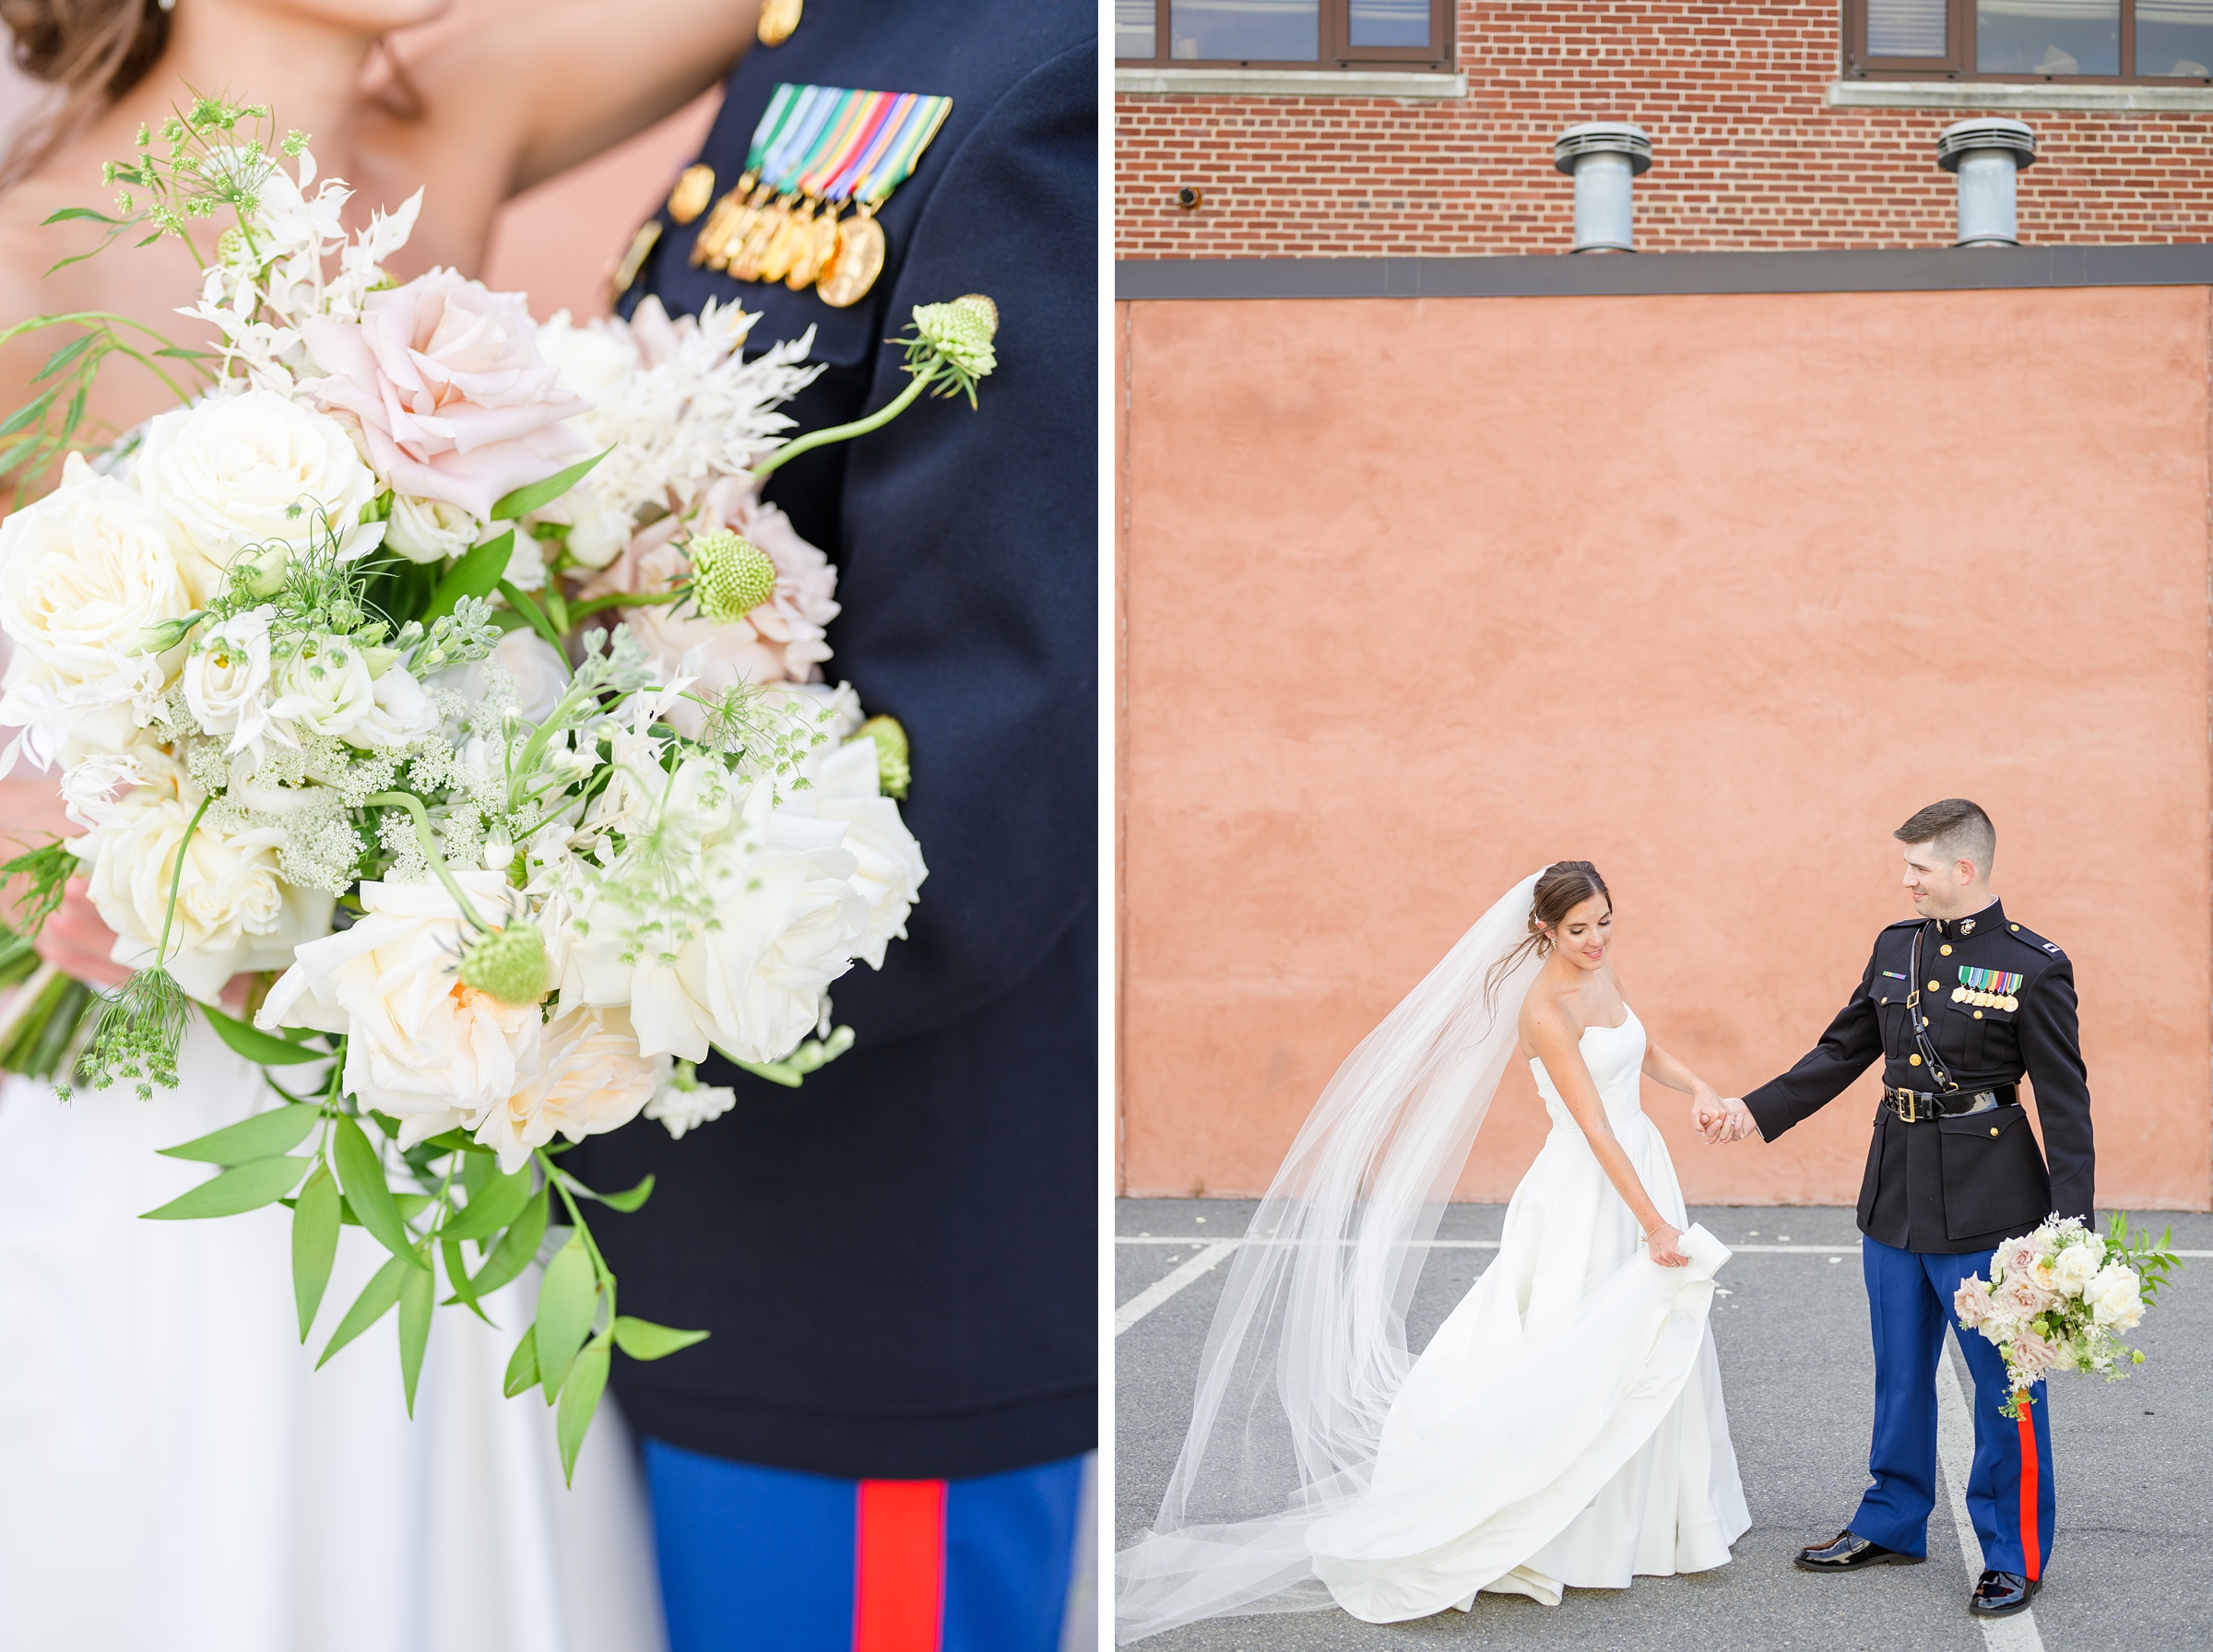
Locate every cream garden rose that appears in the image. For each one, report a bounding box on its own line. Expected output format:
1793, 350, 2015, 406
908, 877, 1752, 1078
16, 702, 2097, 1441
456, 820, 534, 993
2086, 1264, 2145, 1330
136, 389, 378, 604
0, 454, 191, 683
76, 784, 333, 1001
183, 607, 275, 757
474, 1002, 661, 1173
796, 736, 927, 970
258, 872, 543, 1150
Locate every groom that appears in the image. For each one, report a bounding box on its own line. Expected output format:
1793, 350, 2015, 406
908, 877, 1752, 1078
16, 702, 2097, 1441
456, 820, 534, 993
1702, 799, 2093, 1621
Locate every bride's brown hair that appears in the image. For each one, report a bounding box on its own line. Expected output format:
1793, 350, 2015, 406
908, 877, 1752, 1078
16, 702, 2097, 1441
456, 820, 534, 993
1483, 860, 1612, 1010
0, 0, 171, 186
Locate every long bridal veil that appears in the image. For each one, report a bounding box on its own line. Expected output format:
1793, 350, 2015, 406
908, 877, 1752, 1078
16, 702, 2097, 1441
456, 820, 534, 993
1117, 872, 1547, 1644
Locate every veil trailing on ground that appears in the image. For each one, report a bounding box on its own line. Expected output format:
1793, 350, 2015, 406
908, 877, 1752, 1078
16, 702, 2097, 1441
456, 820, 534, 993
1116, 872, 1549, 1644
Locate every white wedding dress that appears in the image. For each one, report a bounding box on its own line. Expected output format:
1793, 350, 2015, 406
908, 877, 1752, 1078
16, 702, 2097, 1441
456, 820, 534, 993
0, 1024, 669, 1652
1306, 1008, 1750, 1620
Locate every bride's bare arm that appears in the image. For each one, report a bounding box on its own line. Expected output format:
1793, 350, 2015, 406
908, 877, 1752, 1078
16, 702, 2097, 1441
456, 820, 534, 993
1523, 999, 1689, 1267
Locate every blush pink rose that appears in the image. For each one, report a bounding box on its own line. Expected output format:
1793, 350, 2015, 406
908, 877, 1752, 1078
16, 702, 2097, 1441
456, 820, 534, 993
2006, 1326, 2061, 1381
1953, 1276, 1995, 1330
1996, 1236, 2043, 1283
579, 474, 839, 735
301, 267, 588, 518
1997, 1274, 2054, 1318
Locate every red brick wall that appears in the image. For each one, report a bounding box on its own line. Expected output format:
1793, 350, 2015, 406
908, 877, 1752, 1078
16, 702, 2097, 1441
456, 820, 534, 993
1116, 2, 2213, 257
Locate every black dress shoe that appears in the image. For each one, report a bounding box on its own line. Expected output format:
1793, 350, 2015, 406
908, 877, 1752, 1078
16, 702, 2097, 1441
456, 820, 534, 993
1970, 1570, 2040, 1617
1793, 1529, 1925, 1572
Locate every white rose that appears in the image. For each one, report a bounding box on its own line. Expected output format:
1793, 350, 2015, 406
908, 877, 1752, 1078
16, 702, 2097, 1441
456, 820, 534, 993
502, 530, 550, 593
796, 737, 926, 970
475, 1001, 659, 1173
2049, 1243, 2100, 1297
138, 389, 377, 603
349, 664, 438, 749
0, 453, 191, 685
77, 785, 333, 1001
538, 309, 640, 404
183, 606, 275, 755
428, 628, 571, 726
268, 633, 375, 741
2086, 1265, 2145, 1330
257, 871, 540, 1149
385, 492, 478, 564
562, 778, 866, 1063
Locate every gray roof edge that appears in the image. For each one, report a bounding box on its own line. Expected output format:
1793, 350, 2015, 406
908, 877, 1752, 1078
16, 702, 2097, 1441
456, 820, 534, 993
1113, 245, 2213, 301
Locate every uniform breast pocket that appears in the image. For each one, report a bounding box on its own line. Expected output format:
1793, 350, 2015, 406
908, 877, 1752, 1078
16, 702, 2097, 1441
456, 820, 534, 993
1936, 1105, 2051, 1242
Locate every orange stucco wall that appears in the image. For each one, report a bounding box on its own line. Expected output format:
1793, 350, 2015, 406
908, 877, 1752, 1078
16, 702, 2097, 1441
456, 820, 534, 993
1117, 284, 2213, 1211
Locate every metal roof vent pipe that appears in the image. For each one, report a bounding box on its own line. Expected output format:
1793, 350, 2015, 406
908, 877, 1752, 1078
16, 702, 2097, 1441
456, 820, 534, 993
1553, 123, 1651, 254
1936, 118, 2037, 248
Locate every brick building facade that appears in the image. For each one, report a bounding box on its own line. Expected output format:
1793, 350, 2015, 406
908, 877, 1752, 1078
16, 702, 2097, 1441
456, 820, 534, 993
1115, 2, 2213, 258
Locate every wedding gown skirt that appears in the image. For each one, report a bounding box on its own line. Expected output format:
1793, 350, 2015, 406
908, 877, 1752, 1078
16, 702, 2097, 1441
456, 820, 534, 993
0, 1024, 667, 1652
1306, 1009, 1750, 1622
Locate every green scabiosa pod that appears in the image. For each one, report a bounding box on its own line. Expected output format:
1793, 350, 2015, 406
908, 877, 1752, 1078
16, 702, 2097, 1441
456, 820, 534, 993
912, 292, 999, 380
456, 923, 550, 1007
858, 714, 911, 799
687, 530, 777, 622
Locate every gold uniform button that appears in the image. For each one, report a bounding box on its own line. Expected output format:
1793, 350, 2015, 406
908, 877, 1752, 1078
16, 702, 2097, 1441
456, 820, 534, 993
1928, 980, 1941, 991
1973, 1010, 1983, 1020
1909, 1054, 1923, 1066
668, 164, 716, 226
1990, 1127, 2001, 1137
2010, 924, 2018, 931
1940, 944, 1952, 956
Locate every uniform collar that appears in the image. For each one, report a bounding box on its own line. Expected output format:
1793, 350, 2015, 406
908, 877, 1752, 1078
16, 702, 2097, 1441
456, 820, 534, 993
1928, 897, 2003, 942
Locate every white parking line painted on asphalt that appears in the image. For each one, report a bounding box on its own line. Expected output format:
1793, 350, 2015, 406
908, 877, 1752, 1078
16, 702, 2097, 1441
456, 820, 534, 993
1935, 1339, 2045, 1652
1115, 1240, 1240, 1335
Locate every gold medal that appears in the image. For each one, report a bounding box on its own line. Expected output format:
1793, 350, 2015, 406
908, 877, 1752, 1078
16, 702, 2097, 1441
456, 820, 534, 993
728, 195, 793, 281
1950, 986, 1967, 1003
608, 219, 661, 299
758, 0, 801, 45
2002, 995, 2018, 1013
755, 196, 816, 284
815, 206, 884, 307
668, 164, 716, 226
786, 202, 843, 289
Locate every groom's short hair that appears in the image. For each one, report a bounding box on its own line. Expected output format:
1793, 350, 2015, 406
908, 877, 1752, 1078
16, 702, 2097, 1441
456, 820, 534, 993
1896, 798, 1995, 877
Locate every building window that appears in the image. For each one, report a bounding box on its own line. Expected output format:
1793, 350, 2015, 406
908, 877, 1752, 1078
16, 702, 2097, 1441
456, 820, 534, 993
1115, 0, 1452, 67
1845, 0, 2213, 81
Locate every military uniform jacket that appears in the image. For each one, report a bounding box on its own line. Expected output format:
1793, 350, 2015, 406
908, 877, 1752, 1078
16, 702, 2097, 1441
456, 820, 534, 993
570, 0, 1097, 1482
1744, 899, 2094, 1254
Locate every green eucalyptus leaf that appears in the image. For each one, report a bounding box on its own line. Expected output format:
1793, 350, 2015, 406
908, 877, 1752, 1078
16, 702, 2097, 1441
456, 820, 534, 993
397, 1261, 433, 1416
490, 449, 609, 521
594, 1174, 656, 1213
290, 1164, 340, 1341
440, 1162, 533, 1242
610, 1316, 709, 1362
332, 1115, 427, 1268
440, 1238, 494, 1325
556, 1341, 610, 1486
502, 1325, 539, 1398
421, 529, 515, 623
140, 1154, 309, 1221
158, 1103, 318, 1164
317, 1254, 408, 1368
534, 1236, 597, 1403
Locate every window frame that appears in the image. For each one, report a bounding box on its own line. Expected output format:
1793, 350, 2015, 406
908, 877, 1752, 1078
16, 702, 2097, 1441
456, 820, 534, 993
1842, 0, 2213, 85
1116, 0, 1456, 72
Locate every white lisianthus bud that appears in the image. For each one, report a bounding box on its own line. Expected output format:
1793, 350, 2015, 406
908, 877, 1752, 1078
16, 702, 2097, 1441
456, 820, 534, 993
484, 828, 514, 871
384, 492, 479, 564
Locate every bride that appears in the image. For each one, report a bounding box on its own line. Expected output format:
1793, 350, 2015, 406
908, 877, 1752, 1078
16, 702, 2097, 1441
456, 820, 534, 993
1117, 861, 1751, 1643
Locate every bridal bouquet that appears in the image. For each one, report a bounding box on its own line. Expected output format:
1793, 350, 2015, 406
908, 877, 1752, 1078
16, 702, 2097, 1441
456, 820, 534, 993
1953, 1212, 2179, 1418
0, 96, 987, 1477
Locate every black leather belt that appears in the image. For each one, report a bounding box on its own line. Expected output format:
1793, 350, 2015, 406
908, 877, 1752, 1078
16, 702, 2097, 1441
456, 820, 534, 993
1882, 1084, 2018, 1124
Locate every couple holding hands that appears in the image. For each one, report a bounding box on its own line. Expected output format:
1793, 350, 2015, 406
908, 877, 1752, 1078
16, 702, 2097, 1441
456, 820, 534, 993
1117, 796, 2091, 1642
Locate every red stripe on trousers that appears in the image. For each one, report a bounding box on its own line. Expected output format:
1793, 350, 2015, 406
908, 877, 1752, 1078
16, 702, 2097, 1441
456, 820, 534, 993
2016, 1407, 2040, 1581
853, 1479, 945, 1652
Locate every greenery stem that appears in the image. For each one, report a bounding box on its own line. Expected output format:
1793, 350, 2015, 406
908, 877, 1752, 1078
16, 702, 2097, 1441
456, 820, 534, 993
152, 793, 215, 969
564, 588, 688, 622
363, 793, 491, 933
748, 372, 930, 481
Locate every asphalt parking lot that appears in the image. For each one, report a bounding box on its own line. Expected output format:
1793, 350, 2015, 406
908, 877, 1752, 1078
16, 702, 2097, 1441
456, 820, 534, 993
1115, 1201, 2212, 1652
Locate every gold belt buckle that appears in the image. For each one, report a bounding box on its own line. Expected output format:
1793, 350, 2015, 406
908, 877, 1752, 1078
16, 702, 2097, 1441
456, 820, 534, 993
1897, 1089, 1919, 1123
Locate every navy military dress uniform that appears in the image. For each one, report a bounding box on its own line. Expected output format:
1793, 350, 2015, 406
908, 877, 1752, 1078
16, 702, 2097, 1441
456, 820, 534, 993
1745, 899, 2094, 1596
568, 4, 1096, 1647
